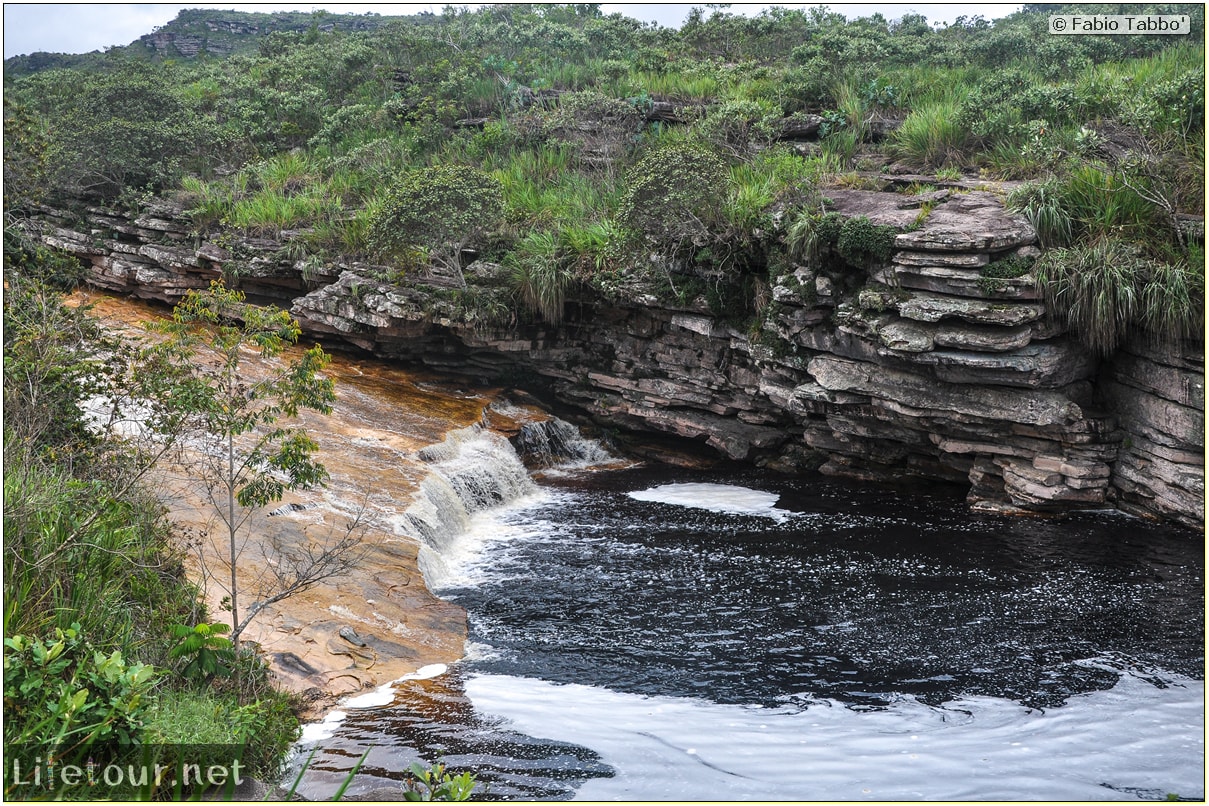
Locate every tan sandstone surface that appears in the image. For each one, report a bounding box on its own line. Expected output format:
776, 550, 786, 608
73, 291, 516, 716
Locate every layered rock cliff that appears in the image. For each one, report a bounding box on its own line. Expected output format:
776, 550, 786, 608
24, 189, 1204, 529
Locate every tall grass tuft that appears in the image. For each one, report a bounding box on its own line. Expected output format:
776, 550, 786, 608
1139, 250, 1205, 345
1033, 238, 1140, 356
225, 187, 343, 235
1007, 180, 1074, 248
890, 98, 971, 168
507, 230, 574, 324
1060, 164, 1161, 240
1009, 167, 1162, 248
559, 219, 620, 274
1034, 237, 1203, 356
179, 175, 232, 230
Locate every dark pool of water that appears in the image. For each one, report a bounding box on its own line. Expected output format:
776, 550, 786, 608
441, 465, 1202, 711
297, 464, 1202, 800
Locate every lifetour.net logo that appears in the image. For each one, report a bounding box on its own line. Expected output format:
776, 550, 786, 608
4, 746, 249, 798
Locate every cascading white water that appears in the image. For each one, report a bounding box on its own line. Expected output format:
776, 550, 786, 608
292, 438, 1203, 802
395, 423, 540, 588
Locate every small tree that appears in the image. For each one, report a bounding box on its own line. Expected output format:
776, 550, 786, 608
152, 281, 340, 649
617, 141, 730, 262
367, 164, 504, 287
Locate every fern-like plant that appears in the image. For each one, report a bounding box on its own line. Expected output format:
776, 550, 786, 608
168, 622, 235, 681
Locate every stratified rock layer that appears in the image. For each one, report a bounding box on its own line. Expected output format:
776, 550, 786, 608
25, 189, 1204, 529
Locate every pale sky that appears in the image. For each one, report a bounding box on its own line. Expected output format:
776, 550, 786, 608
2, 3, 1023, 59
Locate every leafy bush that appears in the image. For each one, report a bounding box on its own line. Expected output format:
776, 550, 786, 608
538, 90, 643, 167
368, 165, 505, 283
4, 624, 159, 789
20, 62, 210, 198
168, 622, 235, 681
956, 68, 1032, 144
835, 215, 897, 266
617, 142, 730, 258
978, 254, 1034, 294
697, 98, 781, 156
402, 761, 477, 801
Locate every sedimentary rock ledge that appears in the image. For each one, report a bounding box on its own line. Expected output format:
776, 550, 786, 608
26, 189, 1204, 529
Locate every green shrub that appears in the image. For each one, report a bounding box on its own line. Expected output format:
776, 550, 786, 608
4, 624, 159, 792
977, 254, 1034, 294
956, 67, 1033, 144
402, 761, 477, 801
368, 165, 504, 283
698, 98, 781, 156
834, 215, 897, 267
168, 622, 235, 682
617, 141, 730, 258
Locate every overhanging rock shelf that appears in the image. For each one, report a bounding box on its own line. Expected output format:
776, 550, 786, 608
27, 187, 1204, 529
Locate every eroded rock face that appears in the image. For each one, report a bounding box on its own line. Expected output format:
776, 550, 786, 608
25, 190, 1204, 529
1103, 338, 1205, 528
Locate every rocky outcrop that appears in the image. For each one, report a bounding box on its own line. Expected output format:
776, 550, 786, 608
25, 189, 1204, 529
1103, 337, 1204, 528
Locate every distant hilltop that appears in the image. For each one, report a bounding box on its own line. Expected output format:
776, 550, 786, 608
3, 8, 421, 76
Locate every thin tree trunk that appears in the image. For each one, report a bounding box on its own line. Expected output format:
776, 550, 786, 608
228, 427, 240, 688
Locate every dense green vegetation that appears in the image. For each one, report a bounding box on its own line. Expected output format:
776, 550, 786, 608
2, 4, 1203, 792
2, 242, 302, 798
9, 3, 1203, 346
6, 3, 1202, 344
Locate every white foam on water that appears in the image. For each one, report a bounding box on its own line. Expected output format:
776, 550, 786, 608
298, 710, 347, 744
418, 491, 552, 590
629, 482, 793, 522
341, 663, 451, 710
464, 667, 1205, 801
299, 663, 451, 745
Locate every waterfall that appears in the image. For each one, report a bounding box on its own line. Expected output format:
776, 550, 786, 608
399, 424, 539, 588
399, 416, 617, 589
513, 417, 614, 468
